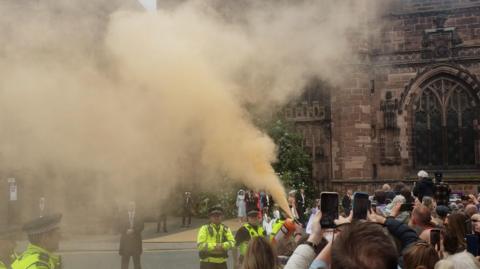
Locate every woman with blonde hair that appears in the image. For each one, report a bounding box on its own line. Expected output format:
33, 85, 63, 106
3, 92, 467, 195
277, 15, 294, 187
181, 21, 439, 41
242, 237, 277, 269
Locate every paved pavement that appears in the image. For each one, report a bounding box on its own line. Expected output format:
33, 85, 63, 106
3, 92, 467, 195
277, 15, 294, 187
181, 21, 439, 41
62, 249, 231, 269
15, 217, 240, 268
144, 219, 241, 243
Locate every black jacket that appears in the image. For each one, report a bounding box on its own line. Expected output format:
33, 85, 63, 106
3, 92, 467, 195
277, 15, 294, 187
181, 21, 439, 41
413, 178, 436, 202
342, 195, 352, 215
384, 217, 419, 252
118, 211, 144, 256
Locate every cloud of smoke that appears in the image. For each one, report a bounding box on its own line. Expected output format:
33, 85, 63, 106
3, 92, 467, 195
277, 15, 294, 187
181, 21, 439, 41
0, 0, 382, 220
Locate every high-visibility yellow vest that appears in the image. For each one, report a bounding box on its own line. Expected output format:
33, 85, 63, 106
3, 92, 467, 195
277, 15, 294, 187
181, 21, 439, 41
197, 223, 235, 264
11, 244, 61, 269
270, 219, 285, 238
0, 252, 18, 269
239, 223, 265, 256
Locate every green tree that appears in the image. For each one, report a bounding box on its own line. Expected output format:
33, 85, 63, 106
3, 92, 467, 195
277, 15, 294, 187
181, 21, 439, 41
266, 119, 317, 204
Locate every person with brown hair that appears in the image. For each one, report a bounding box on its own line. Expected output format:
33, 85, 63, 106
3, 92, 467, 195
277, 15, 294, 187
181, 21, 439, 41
444, 213, 467, 252
409, 205, 435, 235
289, 209, 418, 269
329, 222, 399, 269
242, 237, 277, 269
403, 241, 440, 269
436, 233, 480, 269
401, 186, 415, 204
374, 189, 388, 214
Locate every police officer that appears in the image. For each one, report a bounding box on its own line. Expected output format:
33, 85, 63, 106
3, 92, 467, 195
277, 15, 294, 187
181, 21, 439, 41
0, 227, 18, 269
234, 210, 265, 265
11, 214, 62, 269
270, 213, 286, 239
197, 206, 235, 269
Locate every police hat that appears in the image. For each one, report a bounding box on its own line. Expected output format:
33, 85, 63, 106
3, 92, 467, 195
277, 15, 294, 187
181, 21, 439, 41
23, 213, 62, 235
0, 226, 19, 240
208, 206, 224, 216
247, 210, 259, 217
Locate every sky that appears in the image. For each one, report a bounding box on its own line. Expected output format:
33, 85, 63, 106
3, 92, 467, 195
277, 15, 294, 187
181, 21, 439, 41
137, 0, 156, 11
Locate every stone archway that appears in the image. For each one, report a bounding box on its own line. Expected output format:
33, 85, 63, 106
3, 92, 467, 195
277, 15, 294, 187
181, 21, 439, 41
397, 64, 480, 170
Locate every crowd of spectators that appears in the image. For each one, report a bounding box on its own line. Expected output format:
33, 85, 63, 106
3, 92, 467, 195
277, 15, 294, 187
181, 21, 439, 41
237, 170, 480, 269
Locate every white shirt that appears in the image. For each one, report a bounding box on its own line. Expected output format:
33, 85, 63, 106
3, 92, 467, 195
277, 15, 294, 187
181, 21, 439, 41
128, 211, 135, 228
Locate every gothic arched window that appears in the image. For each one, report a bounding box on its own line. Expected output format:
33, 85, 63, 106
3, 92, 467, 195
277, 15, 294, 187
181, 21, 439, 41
413, 75, 477, 168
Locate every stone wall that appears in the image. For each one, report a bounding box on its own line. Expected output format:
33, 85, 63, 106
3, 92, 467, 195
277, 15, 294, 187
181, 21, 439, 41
324, 2, 480, 186
331, 179, 480, 195
389, 0, 480, 14
377, 6, 480, 54
330, 65, 375, 181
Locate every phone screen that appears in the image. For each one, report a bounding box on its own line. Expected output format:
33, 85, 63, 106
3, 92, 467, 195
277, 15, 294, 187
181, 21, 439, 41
466, 234, 479, 256
430, 229, 441, 250
353, 192, 369, 220
320, 192, 339, 229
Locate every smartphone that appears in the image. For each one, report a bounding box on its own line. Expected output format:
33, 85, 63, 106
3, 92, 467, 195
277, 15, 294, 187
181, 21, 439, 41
353, 192, 370, 220
466, 234, 479, 256
320, 192, 339, 229
400, 203, 414, 212
430, 229, 441, 250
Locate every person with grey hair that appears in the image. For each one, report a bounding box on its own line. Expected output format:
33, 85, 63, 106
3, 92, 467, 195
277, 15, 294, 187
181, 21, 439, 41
413, 170, 436, 202
382, 184, 396, 202
385, 195, 410, 224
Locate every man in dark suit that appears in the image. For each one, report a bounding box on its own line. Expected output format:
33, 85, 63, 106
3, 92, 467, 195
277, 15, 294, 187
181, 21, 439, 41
413, 170, 436, 202
118, 201, 144, 269
295, 188, 307, 225
245, 190, 259, 213
342, 189, 353, 216
260, 191, 273, 216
